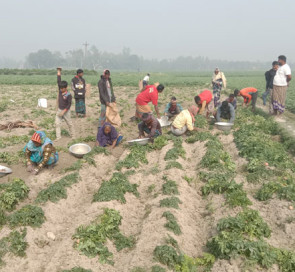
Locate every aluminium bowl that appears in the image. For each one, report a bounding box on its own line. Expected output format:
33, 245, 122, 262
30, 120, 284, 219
0, 165, 12, 177
127, 138, 150, 146
215, 122, 234, 131
69, 143, 92, 158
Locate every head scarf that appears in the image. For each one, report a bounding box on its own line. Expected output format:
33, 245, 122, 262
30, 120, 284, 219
27, 131, 52, 152
188, 105, 199, 123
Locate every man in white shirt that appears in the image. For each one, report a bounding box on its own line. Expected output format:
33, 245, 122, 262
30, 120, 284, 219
143, 73, 150, 88
272, 55, 292, 115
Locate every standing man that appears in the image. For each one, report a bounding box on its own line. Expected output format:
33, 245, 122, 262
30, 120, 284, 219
55, 68, 75, 140
262, 61, 279, 107
272, 55, 292, 116
234, 87, 258, 111
98, 69, 116, 128
134, 84, 165, 119
143, 73, 150, 88
212, 67, 227, 107
71, 69, 86, 118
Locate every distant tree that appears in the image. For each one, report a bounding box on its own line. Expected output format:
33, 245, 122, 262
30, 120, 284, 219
25, 49, 63, 68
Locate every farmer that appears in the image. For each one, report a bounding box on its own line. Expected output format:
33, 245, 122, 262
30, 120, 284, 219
56, 68, 75, 140
142, 73, 150, 88
71, 69, 86, 118
134, 84, 165, 119
98, 69, 117, 128
171, 105, 199, 136
212, 67, 227, 107
234, 87, 258, 111
164, 96, 183, 119
96, 122, 123, 148
272, 55, 292, 115
226, 94, 237, 110
24, 131, 58, 175
215, 101, 235, 123
262, 61, 279, 107
138, 113, 162, 139
194, 90, 214, 118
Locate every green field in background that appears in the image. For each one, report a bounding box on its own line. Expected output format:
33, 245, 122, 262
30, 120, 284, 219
0, 71, 294, 113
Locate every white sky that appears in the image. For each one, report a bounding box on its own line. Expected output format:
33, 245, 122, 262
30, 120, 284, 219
1, 0, 294, 62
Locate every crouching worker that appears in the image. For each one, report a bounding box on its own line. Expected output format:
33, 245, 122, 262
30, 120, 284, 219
215, 101, 235, 123
138, 113, 162, 139
171, 105, 199, 136
164, 96, 183, 119
96, 122, 123, 148
194, 90, 214, 118
234, 87, 258, 111
24, 131, 58, 175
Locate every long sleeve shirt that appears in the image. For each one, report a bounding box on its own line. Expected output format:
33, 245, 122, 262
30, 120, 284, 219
265, 69, 277, 89
216, 103, 235, 123
25, 144, 56, 170
71, 76, 86, 99
240, 87, 257, 104
172, 110, 194, 131
57, 75, 72, 110
98, 76, 116, 105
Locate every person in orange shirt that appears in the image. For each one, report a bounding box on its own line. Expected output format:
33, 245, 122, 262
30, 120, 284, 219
234, 87, 258, 111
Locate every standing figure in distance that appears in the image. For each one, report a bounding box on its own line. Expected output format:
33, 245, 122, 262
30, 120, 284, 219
71, 69, 86, 118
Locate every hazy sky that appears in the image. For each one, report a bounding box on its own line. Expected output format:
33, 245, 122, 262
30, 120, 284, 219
1, 0, 295, 62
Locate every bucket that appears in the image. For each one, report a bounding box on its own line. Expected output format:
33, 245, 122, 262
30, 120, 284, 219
38, 98, 47, 108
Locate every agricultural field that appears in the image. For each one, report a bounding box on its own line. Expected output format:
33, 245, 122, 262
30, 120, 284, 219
0, 71, 295, 272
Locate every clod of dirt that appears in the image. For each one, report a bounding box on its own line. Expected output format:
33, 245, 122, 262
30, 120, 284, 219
47, 232, 56, 241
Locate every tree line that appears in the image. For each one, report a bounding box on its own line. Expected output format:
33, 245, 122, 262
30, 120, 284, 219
0, 46, 290, 71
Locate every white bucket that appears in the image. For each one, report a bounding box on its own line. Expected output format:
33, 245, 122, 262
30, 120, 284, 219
38, 98, 47, 108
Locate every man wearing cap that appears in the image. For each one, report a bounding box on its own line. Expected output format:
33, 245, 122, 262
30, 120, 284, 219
212, 67, 227, 108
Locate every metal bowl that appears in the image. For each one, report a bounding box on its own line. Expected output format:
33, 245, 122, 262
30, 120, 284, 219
215, 122, 234, 131
69, 143, 92, 158
158, 116, 172, 127
127, 138, 150, 146
0, 165, 12, 178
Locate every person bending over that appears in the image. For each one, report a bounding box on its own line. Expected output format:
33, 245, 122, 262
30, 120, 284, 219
138, 113, 162, 139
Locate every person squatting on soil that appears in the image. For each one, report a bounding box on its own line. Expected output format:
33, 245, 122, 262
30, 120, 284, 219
56, 68, 75, 140
212, 67, 227, 108
98, 69, 116, 128
215, 101, 235, 123
194, 89, 214, 118
164, 96, 183, 119
171, 105, 199, 136
234, 87, 258, 111
226, 94, 237, 110
138, 113, 162, 139
134, 84, 165, 119
71, 69, 86, 118
24, 131, 58, 175
271, 55, 292, 116
96, 122, 123, 149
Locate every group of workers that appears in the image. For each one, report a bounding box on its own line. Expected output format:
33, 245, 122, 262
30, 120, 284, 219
24, 55, 292, 175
